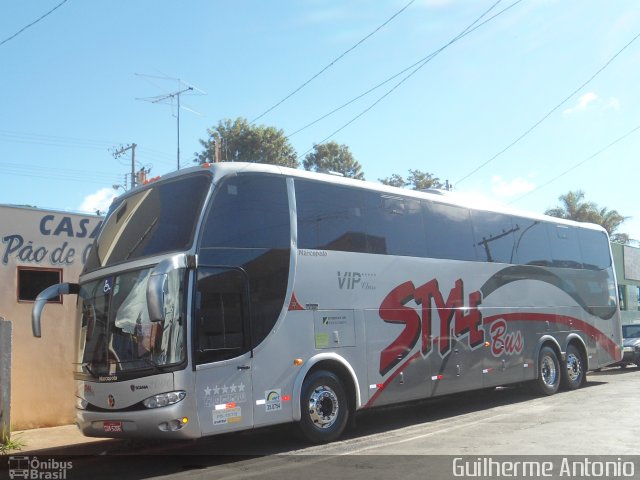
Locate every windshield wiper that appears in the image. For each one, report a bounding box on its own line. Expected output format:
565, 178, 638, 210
80, 362, 97, 378
125, 216, 159, 260
114, 357, 168, 374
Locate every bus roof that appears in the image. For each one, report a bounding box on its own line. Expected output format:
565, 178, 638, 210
131, 163, 609, 235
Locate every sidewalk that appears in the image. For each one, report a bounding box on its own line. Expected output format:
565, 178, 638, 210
8, 424, 120, 455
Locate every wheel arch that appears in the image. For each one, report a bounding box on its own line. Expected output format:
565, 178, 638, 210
292, 353, 361, 421
534, 335, 562, 377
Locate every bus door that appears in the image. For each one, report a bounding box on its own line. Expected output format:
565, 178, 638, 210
193, 267, 254, 435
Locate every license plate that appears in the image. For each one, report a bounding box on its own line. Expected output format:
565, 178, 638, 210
623, 347, 633, 352
103, 421, 123, 433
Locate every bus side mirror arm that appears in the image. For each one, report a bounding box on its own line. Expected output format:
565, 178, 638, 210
32, 282, 79, 338
147, 254, 194, 323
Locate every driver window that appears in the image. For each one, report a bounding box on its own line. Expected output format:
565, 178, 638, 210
195, 267, 248, 364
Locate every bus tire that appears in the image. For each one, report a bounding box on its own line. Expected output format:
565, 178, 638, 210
298, 370, 349, 444
561, 344, 585, 390
533, 346, 560, 395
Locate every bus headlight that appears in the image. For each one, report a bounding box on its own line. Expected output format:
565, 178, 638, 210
142, 391, 186, 409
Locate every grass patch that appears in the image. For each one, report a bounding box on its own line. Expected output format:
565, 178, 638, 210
1, 428, 25, 454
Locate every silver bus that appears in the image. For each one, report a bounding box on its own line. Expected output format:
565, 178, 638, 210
33, 162, 623, 443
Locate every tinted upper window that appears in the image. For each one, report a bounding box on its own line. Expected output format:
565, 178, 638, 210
578, 228, 611, 270
548, 224, 582, 268
364, 194, 426, 257
296, 181, 368, 252
512, 218, 552, 266
423, 202, 476, 261
84, 174, 211, 272
471, 211, 516, 263
200, 175, 290, 249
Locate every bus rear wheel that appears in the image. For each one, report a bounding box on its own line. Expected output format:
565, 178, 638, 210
298, 370, 349, 444
532, 346, 560, 395
561, 344, 585, 390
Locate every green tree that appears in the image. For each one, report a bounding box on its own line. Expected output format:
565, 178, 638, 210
545, 190, 630, 243
194, 117, 299, 168
545, 190, 595, 222
303, 141, 365, 180
379, 169, 443, 190
378, 173, 406, 188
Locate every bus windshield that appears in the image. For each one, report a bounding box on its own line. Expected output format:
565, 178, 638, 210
76, 267, 185, 378
83, 174, 211, 273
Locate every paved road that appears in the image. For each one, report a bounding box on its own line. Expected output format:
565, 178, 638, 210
5, 367, 639, 480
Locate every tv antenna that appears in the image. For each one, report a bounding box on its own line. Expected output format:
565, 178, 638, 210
136, 73, 206, 170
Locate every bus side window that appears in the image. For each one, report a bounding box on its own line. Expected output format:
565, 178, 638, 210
512, 218, 552, 266
548, 224, 582, 269
200, 175, 290, 249
470, 211, 516, 263
363, 194, 426, 257
296, 180, 368, 253
195, 268, 248, 364
578, 228, 611, 270
422, 202, 476, 261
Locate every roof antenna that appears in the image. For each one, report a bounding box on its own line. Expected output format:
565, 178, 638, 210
136, 73, 206, 170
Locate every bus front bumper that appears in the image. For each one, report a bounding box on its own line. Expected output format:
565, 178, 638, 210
76, 400, 200, 440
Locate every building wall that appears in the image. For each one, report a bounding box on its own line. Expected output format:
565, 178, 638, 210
0, 205, 102, 429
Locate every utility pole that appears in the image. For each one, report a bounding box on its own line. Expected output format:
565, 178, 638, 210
113, 143, 137, 189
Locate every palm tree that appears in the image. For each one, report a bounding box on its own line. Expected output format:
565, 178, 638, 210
545, 191, 595, 222
545, 190, 630, 243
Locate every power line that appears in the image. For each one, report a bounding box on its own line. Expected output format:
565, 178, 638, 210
0, 129, 118, 149
297, 0, 519, 160
0, 0, 69, 48
0, 165, 121, 185
508, 123, 640, 205
0, 160, 121, 180
0, 129, 177, 166
250, 0, 417, 124
455, 29, 640, 186
287, 0, 512, 139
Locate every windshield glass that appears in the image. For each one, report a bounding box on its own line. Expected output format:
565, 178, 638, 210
84, 174, 210, 273
75, 267, 185, 378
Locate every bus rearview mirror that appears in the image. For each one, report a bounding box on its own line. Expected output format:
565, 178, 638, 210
32, 282, 79, 337
147, 254, 190, 323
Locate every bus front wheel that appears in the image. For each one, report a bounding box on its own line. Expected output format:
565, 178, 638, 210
298, 370, 349, 444
533, 346, 560, 395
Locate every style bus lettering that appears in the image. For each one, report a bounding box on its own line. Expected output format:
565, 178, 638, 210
378, 278, 483, 376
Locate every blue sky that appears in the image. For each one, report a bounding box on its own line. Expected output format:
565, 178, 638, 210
1, 0, 639, 243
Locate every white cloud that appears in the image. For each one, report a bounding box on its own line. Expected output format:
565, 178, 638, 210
443, 190, 509, 211
605, 96, 621, 110
78, 188, 117, 214
562, 92, 622, 115
491, 175, 535, 198
563, 92, 598, 115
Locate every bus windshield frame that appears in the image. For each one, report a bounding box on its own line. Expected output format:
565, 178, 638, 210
83, 173, 211, 274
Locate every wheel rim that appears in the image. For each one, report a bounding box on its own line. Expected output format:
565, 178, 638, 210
566, 353, 582, 383
308, 385, 339, 429
541, 355, 558, 387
